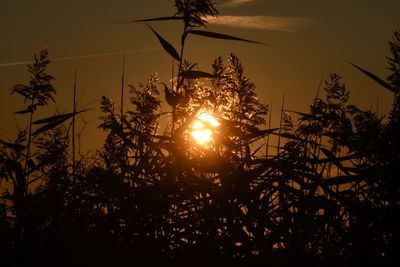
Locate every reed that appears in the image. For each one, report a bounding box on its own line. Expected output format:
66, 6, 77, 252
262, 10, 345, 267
0, 2, 399, 266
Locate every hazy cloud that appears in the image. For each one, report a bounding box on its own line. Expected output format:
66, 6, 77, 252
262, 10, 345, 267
206, 15, 313, 32
220, 0, 255, 7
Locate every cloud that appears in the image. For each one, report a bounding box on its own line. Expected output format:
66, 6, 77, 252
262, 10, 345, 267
206, 15, 313, 32
220, 0, 255, 7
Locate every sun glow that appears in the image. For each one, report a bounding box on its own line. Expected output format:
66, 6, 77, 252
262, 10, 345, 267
190, 111, 220, 145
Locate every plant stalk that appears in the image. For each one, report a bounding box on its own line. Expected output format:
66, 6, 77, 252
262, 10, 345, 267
72, 70, 77, 181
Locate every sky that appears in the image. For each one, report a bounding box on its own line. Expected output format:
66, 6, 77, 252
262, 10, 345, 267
0, 0, 399, 152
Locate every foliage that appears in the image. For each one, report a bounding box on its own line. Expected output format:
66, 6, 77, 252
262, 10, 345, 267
11, 49, 55, 114
387, 29, 400, 92
174, 0, 218, 28
0, 1, 399, 266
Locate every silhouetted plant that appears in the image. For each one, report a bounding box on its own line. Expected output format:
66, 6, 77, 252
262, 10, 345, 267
1, 2, 400, 266
11, 49, 55, 189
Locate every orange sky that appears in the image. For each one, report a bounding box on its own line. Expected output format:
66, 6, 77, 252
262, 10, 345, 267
1, 0, 399, 151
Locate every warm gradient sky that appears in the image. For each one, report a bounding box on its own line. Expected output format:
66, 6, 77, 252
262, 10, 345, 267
1, 0, 399, 151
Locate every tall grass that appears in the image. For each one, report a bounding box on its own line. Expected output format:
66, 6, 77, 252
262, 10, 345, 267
0, 1, 399, 266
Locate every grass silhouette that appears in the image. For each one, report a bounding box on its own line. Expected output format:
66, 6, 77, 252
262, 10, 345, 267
0, 1, 399, 266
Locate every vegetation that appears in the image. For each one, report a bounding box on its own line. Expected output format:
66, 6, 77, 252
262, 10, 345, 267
1, 1, 399, 266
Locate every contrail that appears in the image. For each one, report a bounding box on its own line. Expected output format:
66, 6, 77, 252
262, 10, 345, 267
0, 47, 160, 68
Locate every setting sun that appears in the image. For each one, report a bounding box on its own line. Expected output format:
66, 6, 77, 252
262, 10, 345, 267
190, 111, 220, 145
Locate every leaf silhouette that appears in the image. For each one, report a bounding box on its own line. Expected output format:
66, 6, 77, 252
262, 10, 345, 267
344, 60, 396, 93
188, 30, 265, 45
32, 110, 88, 136
180, 70, 216, 79
147, 25, 180, 61
33, 110, 87, 125
247, 128, 279, 139
320, 147, 352, 176
325, 175, 360, 186
0, 140, 26, 150
33, 119, 69, 136
285, 110, 319, 120
163, 83, 184, 106
114, 16, 184, 23
14, 109, 31, 114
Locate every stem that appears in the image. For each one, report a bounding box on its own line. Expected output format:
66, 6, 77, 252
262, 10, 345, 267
266, 100, 272, 157
376, 93, 379, 116
309, 75, 324, 160
176, 24, 188, 94
177, 44, 185, 93
72, 70, 77, 180
119, 54, 129, 170
121, 54, 125, 117
171, 58, 175, 90
277, 93, 285, 155
24, 97, 34, 195
277, 94, 285, 209
172, 25, 188, 135
314, 75, 323, 102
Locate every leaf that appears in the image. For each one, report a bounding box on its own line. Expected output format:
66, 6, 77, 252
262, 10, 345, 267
271, 132, 318, 145
33, 110, 87, 125
247, 128, 279, 139
285, 110, 319, 120
163, 83, 184, 106
320, 147, 352, 176
325, 175, 360, 186
14, 109, 31, 114
344, 60, 396, 93
114, 16, 184, 23
147, 25, 180, 61
250, 144, 265, 158
180, 70, 216, 79
188, 30, 265, 45
32, 118, 69, 136
32, 110, 89, 135
27, 159, 37, 171
316, 153, 358, 164
0, 140, 26, 150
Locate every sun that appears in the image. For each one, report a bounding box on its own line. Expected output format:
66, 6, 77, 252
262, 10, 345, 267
190, 111, 220, 145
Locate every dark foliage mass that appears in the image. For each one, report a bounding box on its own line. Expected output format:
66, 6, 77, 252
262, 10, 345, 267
1, 1, 399, 266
